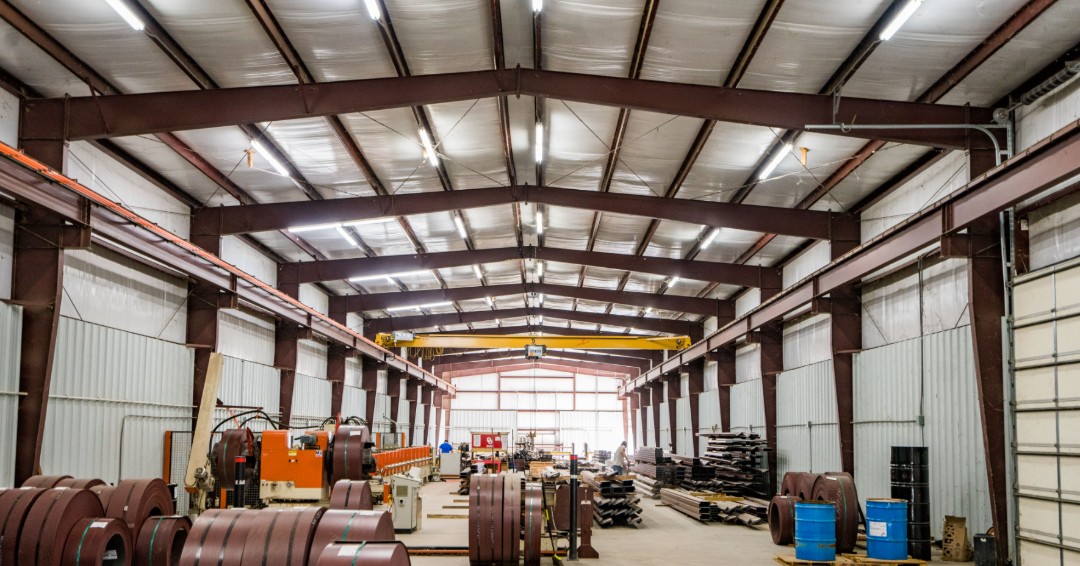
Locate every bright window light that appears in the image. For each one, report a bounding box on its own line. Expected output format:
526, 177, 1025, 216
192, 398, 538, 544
536, 209, 545, 235
364, 0, 382, 20
389, 301, 452, 313
880, 0, 923, 41
104, 0, 145, 31
644, 307, 653, 315
287, 222, 341, 233
758, 143, 793, 180
252, 140, 290, 176
701, 228, 720, 249
534, 123, 544, 164
454, 215, 468, 239
536, 261, 544, 278
386, 305, 421, 313
668, 276, 680, 287
419, 129, 439, 167
335, 226, 358, 247
473, 265, 484, 279
533, 0, 543, 13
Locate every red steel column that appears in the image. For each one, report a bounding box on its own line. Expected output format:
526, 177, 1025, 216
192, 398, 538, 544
420, 385, 433, 445
714, 346, 736, 432
628, 394, 639, 450
638, 389, 650, 449
830, 290, 861, 477
386, 367, 402, 434
664, 372, 680, 454
405, 379, 419, 446
274, 322, 302, 425
758, 324, 783, 494
328, 344, 348, 418
649, 381, 664, 448
687, 358, 705, 456
361, 359, 381, 426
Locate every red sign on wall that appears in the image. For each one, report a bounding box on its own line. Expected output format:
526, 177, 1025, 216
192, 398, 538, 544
472, 433, 504, 450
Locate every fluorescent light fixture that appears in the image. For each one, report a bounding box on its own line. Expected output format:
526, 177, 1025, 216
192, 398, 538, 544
534, 123, 544, 164
287, 222, 342, 233
536, 210, 545, 235
386, 305, 422, 313
421, 301, 453, 309
701, 228, 720, 249
538, 315, 544, 325
335, 226, 358, 247
454, 214, 468, 239
668, 276, 680, 287
539, 293, 545, 307
419, 129, 438, 167
879, 0, 922, 41
758, 143, 793, 180
350, 269, 430, 283
486, 296, 495, 308
536, 261, 544, 278
252, 140, 290, 176
364, 0, 382, 20
473, 265, 484, 279
104, 0, 145, 31
533, 0, 543, 13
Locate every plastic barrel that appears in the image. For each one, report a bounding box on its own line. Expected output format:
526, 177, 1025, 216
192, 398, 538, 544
866, 499, 908, 560
795, 501, 836, 562
891, 446, 930, 560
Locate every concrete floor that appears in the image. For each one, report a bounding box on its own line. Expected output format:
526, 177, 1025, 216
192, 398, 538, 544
388, 480, 965, 566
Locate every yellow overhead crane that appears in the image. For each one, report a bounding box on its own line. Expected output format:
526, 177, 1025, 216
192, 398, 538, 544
375, 332, 691, 351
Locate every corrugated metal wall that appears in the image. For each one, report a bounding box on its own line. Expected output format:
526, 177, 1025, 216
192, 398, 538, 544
775, 361, 841, 480
291, 373, 331, 428
41, 317, 193, 482
297, 340, 327, 379
853, 327, 992, 538
730, 378, 765, 437
218, 310, 275, 366
341, 385, 366, 421
0, 302, 21, 487
696, 389, 722, 454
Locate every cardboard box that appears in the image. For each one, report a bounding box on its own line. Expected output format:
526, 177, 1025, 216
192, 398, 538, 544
942, 515, 974, 562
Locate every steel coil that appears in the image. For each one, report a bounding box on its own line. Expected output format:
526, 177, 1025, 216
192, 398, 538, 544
768, 495, 797, 545
213, 428, 256, 490
91, 485, 116, 509
135, 515, 191, 566
329, 480, 373, 511
468, 474, 523, 566
780, 472, 804, 498
523, 484, 543, 566
107, 478, 175, 543
329, 426, 371, 484
179, 509, 253, 566
57, 477, 108, 490
62, 517, 131, 566
502, 474, 520, 563
308, 509, 394, 566
795, 473, 820, 501
19, 487, 106, 566
810, 474, 860, 554
240, 506, 325, 566
312, 541, 411, 566
20, 474, 73, 488
0, 487, 47, 566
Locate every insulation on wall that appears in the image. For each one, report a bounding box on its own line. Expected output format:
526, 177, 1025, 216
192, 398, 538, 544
860, 150, 969, 243
217, 309, 276, 366
861, 258, 969, 349
783, 313, 832, 369
40, 317, 193, 482
0, 302, 21, 487
1027, 190, 1080, 271
297, 339, 328, 379
736, 344, 762, 383
853, 327, 992, 539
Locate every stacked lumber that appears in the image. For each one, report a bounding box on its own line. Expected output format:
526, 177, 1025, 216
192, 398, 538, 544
582, 471, 642, 528
699, 432, 770, 496
660, 488, 767, 526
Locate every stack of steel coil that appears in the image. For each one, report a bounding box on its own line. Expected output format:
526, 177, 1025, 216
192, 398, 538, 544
329, 479, 374, 510
769, 471, 860, 553
468, 473, 526, 566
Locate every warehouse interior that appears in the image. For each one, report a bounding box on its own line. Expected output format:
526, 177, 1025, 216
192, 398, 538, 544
1, 0, 1079, 565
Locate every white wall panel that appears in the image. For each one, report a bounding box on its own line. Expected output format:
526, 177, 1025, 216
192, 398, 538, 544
1027, 191, 1080, 271
298, 284, 329, 316
340, 386, 366, 420
730, 379, 765, 437
217, 310, 275, 365
675, 397, 693, 456
0, 88, 17, 147
41, 317, 193, 482
218, 354, 279, 415
0, 303, 21, 487
735, 289, 761, 318
0, 203, 13, 300
345, 357, 362, 388
775, 361, 841, 481
1015, 74, 1080, 153
297, 339, 328, 379
61, 248, 188, 343
697, 390, 722, 455
862, 258, 969, 349
861, 150, 969, 242
220, 236, 277, 286
783, 241, 831, 289
736, 344, 761, 383
64, 142, 191, 237
290, 373, 331, 427
658, 400, 671, 451
783, 314, 832, 369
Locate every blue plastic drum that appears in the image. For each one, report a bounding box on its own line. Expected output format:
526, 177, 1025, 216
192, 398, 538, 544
795, 501, 836, 562
866, 498, 909, 560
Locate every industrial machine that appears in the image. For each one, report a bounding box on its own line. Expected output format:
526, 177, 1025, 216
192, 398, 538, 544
390, 474, 423, 533
258, 429, 330, 503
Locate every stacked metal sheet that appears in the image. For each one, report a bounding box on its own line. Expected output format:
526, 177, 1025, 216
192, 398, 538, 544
633, 474, 663, 499
659, 488, 767, 526
671, 454, 723, 492
631, 447, 685, 485
581, 471, 642, 528
699, 433, 769, 496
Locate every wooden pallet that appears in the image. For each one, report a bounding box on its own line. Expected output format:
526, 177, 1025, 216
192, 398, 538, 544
773, 555, 854, 565
840, 554, 927, 565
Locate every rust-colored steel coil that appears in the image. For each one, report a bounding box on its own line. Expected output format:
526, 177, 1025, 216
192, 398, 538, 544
795, 473, 821, 500
19, 487, 106, 566
91, 484, 116, 509
312, 541, 411, 566
768, 495, 798, 545
0, 487, 47, 566
502, 474, 520, 563
780, 472, 803, 498
213, 428, 256, 490
308, 509, 395, 566
468, 474, 523, 566
21, 474, 73, 488
810, 474, 860, 554
329, 426, 371, 484
329, 480, 373, 510
107, 478, 175, 543
57, 477, 108, 490
179, 509, 253, 566
135, 515, 191, 566
523, 484, 543, 566
240, 506, 325, 566
63, 517, 131, 566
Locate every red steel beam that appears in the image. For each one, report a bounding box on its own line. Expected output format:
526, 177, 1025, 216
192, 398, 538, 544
622, 116, 1080, 396
279, 245, 781, 289
21, 68, 994, 148
330, 282, 733, 318
275, 321, 301, 425
440, 361, 632, 380
434, 357, 640, 377
191, 184, 849, 241
429, 350, 651, 372
364, 307, 701, 336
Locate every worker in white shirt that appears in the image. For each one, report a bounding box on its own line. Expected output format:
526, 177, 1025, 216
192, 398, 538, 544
612, 441, 631, 475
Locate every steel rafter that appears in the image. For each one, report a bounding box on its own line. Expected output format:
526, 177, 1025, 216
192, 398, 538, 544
365, 306, 701, 336
435, 326, 662, 340
429, 350, 652, 371
434, 357, 642, 377
279, 245, 780, 288
438, 361, 633, 380
21, 69, 994, 149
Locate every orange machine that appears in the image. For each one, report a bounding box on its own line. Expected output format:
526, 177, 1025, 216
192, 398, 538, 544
259, 429, 330, 503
